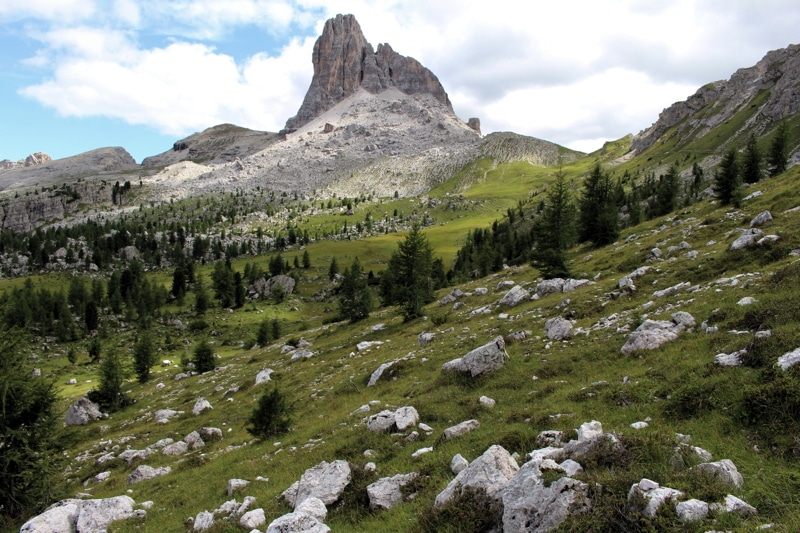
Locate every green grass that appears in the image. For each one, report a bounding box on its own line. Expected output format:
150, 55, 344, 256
5, 137, 800, 532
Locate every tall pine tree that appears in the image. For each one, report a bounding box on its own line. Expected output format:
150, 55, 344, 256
742, 134, 763, 184
714, 148, 742, 206
380, 225, 435, 321
768, 120, 789, 177
578, 163, 619, 246
533, 171, 576, 279
338, 257, 373, 323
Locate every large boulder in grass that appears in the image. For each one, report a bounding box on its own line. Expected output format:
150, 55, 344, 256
691, 459, 744, 489
75, 496, 137, 533
65, 397, 104, 426
266, 511, 330, 533
729, 228, 764, 250
282, 460, 352, 508
434, 445, 519, 508
628, 479, 684, 518
19, 500, 80, 533
443, 419, 480, 440
441, 336, 509, 377
535, 278, 565, 297
502, 460, 591, 533
750, 210, 773, 227
499, 285, 530, 307
545, 317, 573, 341
266, 274, 296, 296
20, 496, 139, 533
128, 465, 171, 485
367, 473, 419, 511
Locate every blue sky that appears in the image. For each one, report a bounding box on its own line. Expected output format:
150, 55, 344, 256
1, 0, 799, 163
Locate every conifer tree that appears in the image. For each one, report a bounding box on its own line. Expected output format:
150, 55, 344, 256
653, 163, 681, 217
381, 225, 435, 321
0, 333, 63, 522
338, 257, 373, 323
742, 134, 763, 184
328, 256, 339, 280
714, 148, 743, 206
768, 120, 789, 176
194, 273, 210, 316
578, 163, 619, 246
133, 333, 155, 383
193, 340, 215, 373
91, 349, 129, 411
532, 171, 576, 279
247, 387, 292, 439
256, 319, 272, 346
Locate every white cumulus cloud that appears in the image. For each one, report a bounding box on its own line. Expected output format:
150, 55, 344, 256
21, 33, 315, 136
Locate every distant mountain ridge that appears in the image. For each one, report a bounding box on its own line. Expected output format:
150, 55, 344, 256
632, 43, 800, 155
3, 18, 800, 233
141, 124, 278, 167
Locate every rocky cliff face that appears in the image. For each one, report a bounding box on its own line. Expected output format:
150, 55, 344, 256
0, 152, 52, 171
284, 14, 452, 132
0, 180, 112, 232
632, 43, 800, 154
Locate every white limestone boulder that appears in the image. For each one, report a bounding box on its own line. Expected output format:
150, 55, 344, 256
434, 445, 519, 508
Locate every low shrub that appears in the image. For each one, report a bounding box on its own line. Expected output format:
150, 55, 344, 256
246, 387, 292, 439
416, 487, 503, 533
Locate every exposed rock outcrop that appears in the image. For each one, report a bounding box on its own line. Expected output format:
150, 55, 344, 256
284, 14, 451, 132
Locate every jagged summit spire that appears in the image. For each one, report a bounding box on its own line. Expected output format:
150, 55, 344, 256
283, 14, 451, 132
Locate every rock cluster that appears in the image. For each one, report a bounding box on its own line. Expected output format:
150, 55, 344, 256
20, 496, 141, 533
620, 312, 695, 355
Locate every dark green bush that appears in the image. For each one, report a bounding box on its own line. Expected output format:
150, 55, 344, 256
246, 387, 292, 439
430, 313, 448, 326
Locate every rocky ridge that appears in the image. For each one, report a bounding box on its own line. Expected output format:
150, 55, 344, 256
141, 124, 279, 168
631, 43, 800, 155
0, 147, 138, 194
0, 152, 52, 171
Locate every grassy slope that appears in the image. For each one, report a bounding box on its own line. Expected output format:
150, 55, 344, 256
5, 129, 800, 532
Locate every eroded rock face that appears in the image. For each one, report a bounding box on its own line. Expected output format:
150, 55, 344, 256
284, 14, 451, 131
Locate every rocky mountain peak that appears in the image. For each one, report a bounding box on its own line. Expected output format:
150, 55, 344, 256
284, 14, 452, 132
